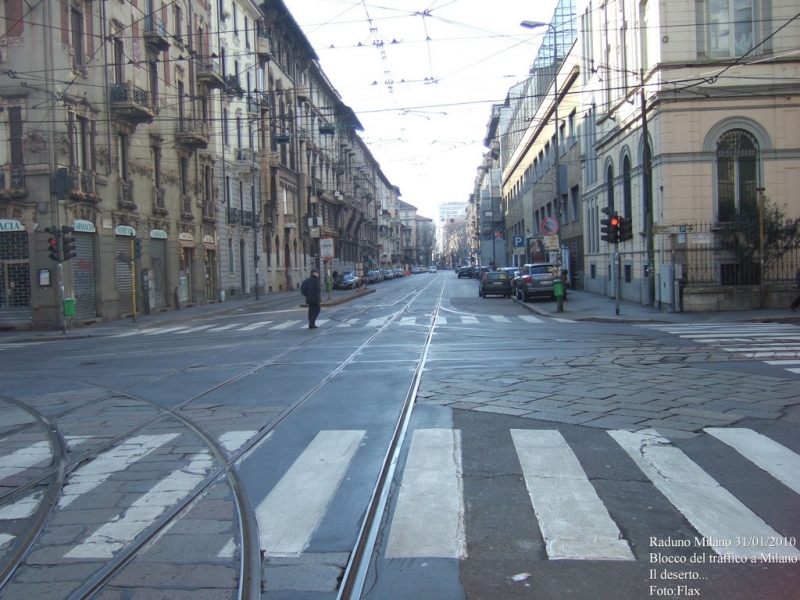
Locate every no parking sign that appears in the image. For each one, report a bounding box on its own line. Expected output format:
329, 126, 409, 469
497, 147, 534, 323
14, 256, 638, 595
540, 217, 559, 236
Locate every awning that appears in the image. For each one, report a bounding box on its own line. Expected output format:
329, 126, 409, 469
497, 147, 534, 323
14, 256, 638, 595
179, 240, 196, 248
204, 242, 216, 250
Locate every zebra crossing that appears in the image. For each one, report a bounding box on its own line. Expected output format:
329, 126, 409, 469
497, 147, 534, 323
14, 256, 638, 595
0, 426, 798, 569
639, 322, 800, 375
111, 313, 558, 337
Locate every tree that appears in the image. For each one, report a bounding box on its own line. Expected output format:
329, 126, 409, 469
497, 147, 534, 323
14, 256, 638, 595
718, 197, 800, 283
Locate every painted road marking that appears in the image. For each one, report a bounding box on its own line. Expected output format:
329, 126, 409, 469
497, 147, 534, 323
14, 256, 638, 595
238, 321, 274, 331
65, 451, 213, 559
610, 428, 800, 559
385, 429, 466, 559
174, 324, 216, 334
512, 429, 634, 561
58, 434, 179, 509
256, 430, 365, 557
270, 320, 301, 330
460, 316, 479, 324
0, 441, 51, 480
519, 315, 544, 323
208, 323, 241, 332
489, 315, 511, 322
143, 326, 191, 335
705, 428, 800, 495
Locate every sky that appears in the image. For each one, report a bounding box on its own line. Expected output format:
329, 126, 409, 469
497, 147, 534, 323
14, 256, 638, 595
281, 0, 560, 221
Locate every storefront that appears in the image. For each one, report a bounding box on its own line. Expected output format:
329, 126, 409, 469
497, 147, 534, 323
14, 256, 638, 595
71, 219, 97, 321
178, 233, 195, 304
150, 229, 168, 309
0, 219, 31, 328
114, 225, 135, 317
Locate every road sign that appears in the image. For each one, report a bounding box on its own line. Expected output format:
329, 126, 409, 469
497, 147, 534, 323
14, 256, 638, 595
542, 235, 560, 250
512, 235, 524, 248
653, 225, 694, 234
320, 236, 335, 258
541, 217, 559, 236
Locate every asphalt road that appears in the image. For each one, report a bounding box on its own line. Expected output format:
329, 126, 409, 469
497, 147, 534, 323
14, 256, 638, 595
0, 273, 798, 599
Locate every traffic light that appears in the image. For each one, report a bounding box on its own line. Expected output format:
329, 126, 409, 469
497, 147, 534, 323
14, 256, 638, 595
618, 216, 633, 242
45, 227, 61, 262
133, 238, 142, 259
600, 214, 620, 244
61, 226, 77, 261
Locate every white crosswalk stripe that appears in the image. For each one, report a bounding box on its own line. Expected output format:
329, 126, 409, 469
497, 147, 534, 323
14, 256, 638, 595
639, 323, 800, 374
110, 314, 558, 337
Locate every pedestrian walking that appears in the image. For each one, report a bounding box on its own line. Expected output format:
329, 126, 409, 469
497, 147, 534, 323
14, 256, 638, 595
790, 267, 800, 311
301, 268, 322, 328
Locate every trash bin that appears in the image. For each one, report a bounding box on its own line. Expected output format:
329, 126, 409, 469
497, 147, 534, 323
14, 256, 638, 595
63, 298, 76, 317
326, 281, 333, 293
553, 280, 565, 298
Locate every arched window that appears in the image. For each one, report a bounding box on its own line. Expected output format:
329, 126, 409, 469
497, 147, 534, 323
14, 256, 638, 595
716, 129, 758, 222
622, 155, 632, 218
606, 165, 614, 213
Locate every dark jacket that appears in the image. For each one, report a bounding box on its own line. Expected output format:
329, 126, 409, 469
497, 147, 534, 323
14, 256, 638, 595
302, 275, 322, 303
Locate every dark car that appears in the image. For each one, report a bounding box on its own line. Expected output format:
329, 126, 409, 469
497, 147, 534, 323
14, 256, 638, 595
457, 265, 472, 278
366, 269, 382, 283
479, 270, 513, 298
514, 263, 565, 301
334, 271, 359, 290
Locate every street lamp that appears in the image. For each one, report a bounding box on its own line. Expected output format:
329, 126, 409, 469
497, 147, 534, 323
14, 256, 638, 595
520, 20, 563, 265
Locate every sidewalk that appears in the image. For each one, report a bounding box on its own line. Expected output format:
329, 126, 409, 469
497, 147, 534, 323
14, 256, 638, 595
516, 288, 800, 324
0, 287, 374, 343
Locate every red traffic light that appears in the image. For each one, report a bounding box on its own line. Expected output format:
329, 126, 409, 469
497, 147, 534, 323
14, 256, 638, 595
47, 237, 57, 246
610, 217, 620, 227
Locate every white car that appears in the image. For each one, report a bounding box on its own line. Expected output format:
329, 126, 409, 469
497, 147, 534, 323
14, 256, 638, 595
428, 265, 438, 273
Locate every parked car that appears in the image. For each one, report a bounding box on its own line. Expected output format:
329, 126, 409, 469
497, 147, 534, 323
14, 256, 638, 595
457, 265, 472, 278
366, 269, 382, 283
514, 263, 565, 301
393, 267, 405, 278
479, 270, 513, 298
382, 269, 394, 280
497, 267, 520, 293
428, 265, 438, 273
334, 271, 359, 290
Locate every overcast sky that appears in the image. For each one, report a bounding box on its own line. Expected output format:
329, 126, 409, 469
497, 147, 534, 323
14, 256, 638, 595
281, 0, 559, 220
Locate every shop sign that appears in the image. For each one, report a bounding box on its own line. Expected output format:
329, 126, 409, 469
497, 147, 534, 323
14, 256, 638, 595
0, 219, 25, 232
115, 225, 136, 237
150, 229, 168, 239
73, 219, 97, 233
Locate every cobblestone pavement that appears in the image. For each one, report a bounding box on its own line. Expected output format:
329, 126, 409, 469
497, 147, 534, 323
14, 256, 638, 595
417, 348, 800, 438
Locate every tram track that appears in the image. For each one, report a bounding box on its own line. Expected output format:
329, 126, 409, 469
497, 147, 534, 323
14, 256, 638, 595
0, 276, 445, 599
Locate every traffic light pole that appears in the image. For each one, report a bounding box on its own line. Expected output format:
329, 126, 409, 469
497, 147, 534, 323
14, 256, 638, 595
615, 250, 621, 316
130, 239, 137, 323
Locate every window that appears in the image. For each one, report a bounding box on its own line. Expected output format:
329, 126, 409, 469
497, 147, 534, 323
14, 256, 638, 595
623, 155, 632, 218
606, 164, 614, 214
71, 9, 84, 69
708, 0, 755, 58
118, 133, 129, 180
228, 238, 235, 273
570, 185, 580, 223
72, 115, 91, 170
174, 5, 183, 42
716, 129, 758, 221
223, 109, 229, 145
149, 61, 159, 109
113, 38, 125, 84
8, 107, 23, 166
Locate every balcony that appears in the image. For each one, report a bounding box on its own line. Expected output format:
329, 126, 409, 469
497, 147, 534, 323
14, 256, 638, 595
117, 179, 136, 210
144, 15, 170, 52
109, 82, 154, 126
246, 95, 260, 115
68, 167, 100, 203
152, 187, 168, 216
175, 118, 209, 149
0, 164, 25, 198
223, 74, 245, 97
295, 84, 309, 101
256, 32, 273, 60
227, 207, 240, 225
283, 213, 297, 229
196, 59, 225, 89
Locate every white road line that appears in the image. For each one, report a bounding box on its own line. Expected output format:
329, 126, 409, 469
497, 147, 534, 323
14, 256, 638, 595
519, 315, 544, 323
489, 315, 511, 323
208, 323, 241, 332
256, 430, 365, 557
552, 317, 576, 323
174, 324, 216, 334
0, 491, 43, 520
385, 429, 466, 559
143, 326, 191, 335
270, 320, 301, 330
65, 451, 213, 559
0, 534, 13, 547
764, 360, 800, 365
367, 318, 388, 327
58, 434, 179, 509
435, 316, 448, 326
238, 321, 274, 331
0, 441, 51, 480
460, 316, 479, 324
705, 428, 800, 496
511, 430, 634, 561
218, 431, 257, 453
723, 346, 800, 352
399, 317, 417, 326
610, 429, 800, 559
787, 368, 800, 374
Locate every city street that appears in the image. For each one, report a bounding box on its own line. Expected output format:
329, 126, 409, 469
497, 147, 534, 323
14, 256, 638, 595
0, 272, 799, 599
